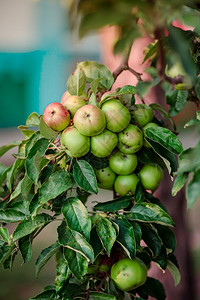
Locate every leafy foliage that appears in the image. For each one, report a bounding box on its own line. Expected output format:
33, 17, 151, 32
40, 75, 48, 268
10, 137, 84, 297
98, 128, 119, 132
2, 0, 200, 297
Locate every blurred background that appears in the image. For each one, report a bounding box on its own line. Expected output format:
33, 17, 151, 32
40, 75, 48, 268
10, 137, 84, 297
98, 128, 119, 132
0, 0, 200, 299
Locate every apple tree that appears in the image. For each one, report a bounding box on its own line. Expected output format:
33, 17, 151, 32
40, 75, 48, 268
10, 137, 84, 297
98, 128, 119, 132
0, 1, 200, 299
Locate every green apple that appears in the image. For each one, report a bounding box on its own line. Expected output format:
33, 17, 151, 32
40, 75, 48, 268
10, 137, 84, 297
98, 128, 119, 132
74, 104, 106, 136
101, 99, 131, 132
109, 151, 138, 175
118, 124, 143, 154
91, 129, 118, 158
143, 122, 159, 148
111, 258, 147, 291
132, 104, 154, 127
95, 166, 116, 189
139, 164, 163, 191
61, 126, 90, 158
61, 95, 86, 117
43, 102, 70, 132
114, 174, 139, 196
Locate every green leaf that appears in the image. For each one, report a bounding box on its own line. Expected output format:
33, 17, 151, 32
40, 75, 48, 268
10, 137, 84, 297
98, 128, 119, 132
0, 227, 9, 243
114, 216, 136, 259
149, 103, 173, 125
73, 160, 98, 194
145, 127, 183, 155
141, 224, 162, 257
94, 196, 131, 213
0, 209, 26, 223
153, 246, 168, 270
78, 61, 114, 90
36, 242, 60, 278
167, 259, 181, 286
155, 225, 176, 253
62, 197, 91, 241
127, 203, 174, 227
186, 169, 200, 208
83, 152, 109, 170
63, 247, 88, 280
166, 89, 188, 117
143, 40, 159, 63
10, 174, 33, 201
57, 222, 94, 263
25, 138, 50, 184
0, 244, 14, 266
88, 92, 98, 106
132, 222, 142, 248
19, 235, 32, 263
89, 228, 104, 260
172, 172, 188, 196
39, 116, 58, 140
90, 78, 104, 95
18, 125, 35, 139
136, 81, 152, 97
177, 141, 200, 173
26, 112, 40, 127
13, 213, 52, 242
136, 277, 166, 300
55, 259, 72, 293
145, 139, 177, 174
6, 158, 24, 191
79, 8, 129, 39
67, 65, 86, 96
99, 85, 136, 107
89, 291, 117, 300
0, 165, 12, 186
30, 289, 56, 300
96, 217, 116, 256
168, 26, 196, 78
38, 170, 74, 204
0, 140, 21, 157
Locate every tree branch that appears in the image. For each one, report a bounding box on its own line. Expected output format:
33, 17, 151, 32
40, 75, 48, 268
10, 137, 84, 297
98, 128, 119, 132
112, 47, 142, 81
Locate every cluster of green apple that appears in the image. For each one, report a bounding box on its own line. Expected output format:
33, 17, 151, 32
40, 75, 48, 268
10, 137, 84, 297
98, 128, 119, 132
43, 91, 163, 196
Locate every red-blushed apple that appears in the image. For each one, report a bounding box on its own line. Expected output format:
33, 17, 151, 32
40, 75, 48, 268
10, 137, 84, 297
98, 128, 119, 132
91, 129, 118, 157
62, 95, 86, 117
60, 126, 90, 158
95, 166, 116, 189
74, 104, 106, 136
109, 151, 138, 175
43, 102, 70, 131
101, 99, 131, 132
61, 90, 70, 105
132, 104, 154, 127
139, 164, 163, 191
118, 124, 143, 154
114, 173, 139, 196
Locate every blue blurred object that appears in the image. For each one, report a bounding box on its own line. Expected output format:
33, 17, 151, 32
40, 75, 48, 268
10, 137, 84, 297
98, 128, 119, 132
0, 0, 100, 128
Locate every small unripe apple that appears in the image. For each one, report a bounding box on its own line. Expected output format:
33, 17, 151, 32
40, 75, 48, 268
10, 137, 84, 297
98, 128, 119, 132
111, 257, 147, 291
101, 99, 131, 132
91, 129, 118, 158
118, 124, 143, 154
61, 126, 90, 158
143, 122, 159, 148
109, 151, 138, 175
95, 166, 116, 189
132, 104, 154, 127
43, 102, 70, 131
114, 174, 139, 196
139, 164, 163, 191
61, 95, 86, 117
74, 104, 106, 136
